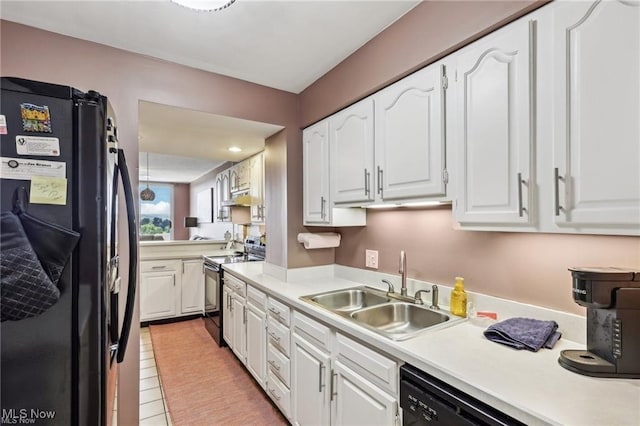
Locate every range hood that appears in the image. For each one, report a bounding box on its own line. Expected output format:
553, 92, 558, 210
222, 192, 253, 207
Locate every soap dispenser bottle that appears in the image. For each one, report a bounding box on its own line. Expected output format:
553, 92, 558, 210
450, 276, 467, 317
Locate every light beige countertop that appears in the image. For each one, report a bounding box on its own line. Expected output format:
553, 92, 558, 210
223, 261, 640, 426
139, 240, 242, 261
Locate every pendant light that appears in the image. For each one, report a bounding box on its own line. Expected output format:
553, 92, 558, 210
140, 152, 156, 201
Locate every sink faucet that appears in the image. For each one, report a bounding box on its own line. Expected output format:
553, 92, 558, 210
399, 250, 408, 296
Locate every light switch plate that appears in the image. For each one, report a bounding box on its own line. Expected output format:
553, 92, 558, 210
365, 249, 378, 269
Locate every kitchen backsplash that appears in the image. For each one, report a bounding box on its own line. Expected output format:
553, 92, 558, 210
334, 207, 640, 316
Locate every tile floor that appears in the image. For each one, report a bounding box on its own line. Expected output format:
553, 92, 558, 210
139, 326, 173, 425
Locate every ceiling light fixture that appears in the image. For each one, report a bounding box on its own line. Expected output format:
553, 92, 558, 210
170, 0, 236, 12
228, 146, 242, 152
140, 152, 156, 201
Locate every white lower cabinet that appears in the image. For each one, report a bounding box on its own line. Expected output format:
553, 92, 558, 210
246, 285, 267, 388
333, 360, 398, 426
222, 285, 232, 346
231, 294, 246, 362
224, 273, 247, 362
291, 312, 399, 426
223, 291, 400, 425
181, 259, 204, 314
292, 334, 331, 426
140, 270, 178, 320
141, 259, 206, 322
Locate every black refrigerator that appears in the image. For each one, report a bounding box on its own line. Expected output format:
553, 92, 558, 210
0, 77, 137, 426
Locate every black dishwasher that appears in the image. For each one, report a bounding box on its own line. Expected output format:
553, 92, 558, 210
400, 364, 525, 426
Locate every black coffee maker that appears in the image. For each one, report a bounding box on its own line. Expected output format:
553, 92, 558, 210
559, 267, 640, 378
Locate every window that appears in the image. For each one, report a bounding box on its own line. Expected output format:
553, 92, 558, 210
139, 183, 173, 241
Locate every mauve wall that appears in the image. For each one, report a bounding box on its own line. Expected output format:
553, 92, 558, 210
336, 208, 640, 316
297, 0, 639, 316
0, 20, 299, 425
300, 0, 547, 126
173, 183, 190, 240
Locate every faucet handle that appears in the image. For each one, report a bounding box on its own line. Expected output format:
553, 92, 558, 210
414, 289, 431, 304
381, 279, 395, 294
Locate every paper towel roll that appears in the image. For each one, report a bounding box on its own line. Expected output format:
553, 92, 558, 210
297, 232, 341, 249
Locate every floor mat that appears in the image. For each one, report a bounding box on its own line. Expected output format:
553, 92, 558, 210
149, 319, 288, 425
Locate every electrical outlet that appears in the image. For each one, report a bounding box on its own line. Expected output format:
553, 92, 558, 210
365, 249, 379, 269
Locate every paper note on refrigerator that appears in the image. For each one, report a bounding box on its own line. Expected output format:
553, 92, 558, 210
29, 176, 67, 205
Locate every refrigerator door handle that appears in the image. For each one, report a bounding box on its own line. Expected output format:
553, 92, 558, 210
116, 148, 138, 364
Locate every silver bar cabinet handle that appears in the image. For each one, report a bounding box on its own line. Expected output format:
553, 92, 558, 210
364, 169, 370, 196
320, 196, 326, 219
517, 172, 525, 217
377, 166, 383, 195
554, 167, 563, 216
319, 363, 325, 392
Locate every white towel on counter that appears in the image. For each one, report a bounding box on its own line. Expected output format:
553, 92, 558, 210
297, 232, 341, 249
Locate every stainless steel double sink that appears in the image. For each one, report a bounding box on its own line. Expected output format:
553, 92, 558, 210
300, 286, 462, 341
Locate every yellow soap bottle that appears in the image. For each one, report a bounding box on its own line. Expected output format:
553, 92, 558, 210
450, 276, 467, 317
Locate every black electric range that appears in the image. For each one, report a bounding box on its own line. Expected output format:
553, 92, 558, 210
202, 238, 265, 346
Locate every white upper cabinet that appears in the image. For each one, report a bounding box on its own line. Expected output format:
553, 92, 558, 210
330, 98, 375, 205
303, 121, 366, 226
215, 171, 231, 222
375, 63, 447, 202
550, 0, 640, 232
303, 121, 330, 224
453, 17, 534, 225
249, 152, 265, 223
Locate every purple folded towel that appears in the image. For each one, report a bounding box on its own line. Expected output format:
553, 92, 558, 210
483, 317, 562, 352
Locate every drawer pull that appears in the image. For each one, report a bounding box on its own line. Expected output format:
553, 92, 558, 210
151, 266, 166, 269
268, 388, 281, 401
269, 307, 281, 317
268, 360, 281, 371
268, 332, 280, 343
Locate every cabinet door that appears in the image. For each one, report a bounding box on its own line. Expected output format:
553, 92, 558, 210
181, 260, 203, 314
216, 172, 231, 222
330, 98, 375, 204
140, 271, 177, 321
246, 304, 267, 388
333, 360, 398, 426
551, 1, 640, 232
303, 120, 330, 224
229, 166, 239, 193
375, 64, 446, 201
250, 153, 265, 223
231, 295, 247, 363
292, 334, 331, 426
454, 19, 534, 224
222, 285, 233, 348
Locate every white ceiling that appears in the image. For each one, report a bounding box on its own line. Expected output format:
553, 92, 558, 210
1, 0, 420, 94
2, 0, 420, 182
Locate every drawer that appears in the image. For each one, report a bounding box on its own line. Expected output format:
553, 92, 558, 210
267, 297, 291, 326
267, 342, 291, 387
267, 317, 290, 357
140, 259, 180, 273
224, 273, 246, 297
336, 333, 398, 394
292, 311, 331, 352
267, 370, 291, 419
247, 285, 267, 311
